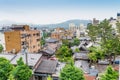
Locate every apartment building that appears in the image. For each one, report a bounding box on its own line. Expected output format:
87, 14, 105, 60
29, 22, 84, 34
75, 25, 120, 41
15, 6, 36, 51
4, 25, 41, 53
51, 28, 73, 40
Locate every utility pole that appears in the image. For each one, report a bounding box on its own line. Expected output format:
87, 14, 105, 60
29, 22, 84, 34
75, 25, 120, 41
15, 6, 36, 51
24, 33, 28, 65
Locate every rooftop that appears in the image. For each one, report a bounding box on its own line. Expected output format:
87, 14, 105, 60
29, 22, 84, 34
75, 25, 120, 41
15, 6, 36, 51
41, 48, 55, 55
52, 62, 66, 77
35, 60, 58, 74
11, 52, 42, 67
0, 53, 15, 61
46, 38, 58, 43
74, 52, 89, 60
84, 74, 96, 80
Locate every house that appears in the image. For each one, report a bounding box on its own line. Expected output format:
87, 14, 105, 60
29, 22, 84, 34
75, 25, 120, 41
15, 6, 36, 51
0, 52, 43, 69
45, 38, 60, 50
75, 60, 98, 80
34, 60, 58, 80
73, 52, 89, 60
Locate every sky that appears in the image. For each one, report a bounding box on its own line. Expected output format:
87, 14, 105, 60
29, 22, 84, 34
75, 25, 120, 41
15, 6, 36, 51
0, 0, 120, 24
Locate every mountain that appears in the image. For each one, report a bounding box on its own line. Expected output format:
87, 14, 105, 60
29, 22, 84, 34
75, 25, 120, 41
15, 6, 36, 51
36, 19, 92, 29
0, 20, 32, 26
0, 19, 92, 29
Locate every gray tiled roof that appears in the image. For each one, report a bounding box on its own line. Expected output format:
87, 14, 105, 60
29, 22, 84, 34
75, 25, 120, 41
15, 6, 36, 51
11, 53, 42, 67
35, 60, 58, 74
0, 53, 15, 61
74, 53, 88, 60
42, 48, 55, 55
46, 38, 58, 43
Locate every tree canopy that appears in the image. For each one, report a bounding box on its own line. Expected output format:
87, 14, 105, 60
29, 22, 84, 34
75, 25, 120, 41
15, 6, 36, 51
62, 39, 71, 47
88, 19, 120, 64
72, 38, 80, 46
87, 24, 98, 42
0, 57, 14, 80
47, 75, 53, 80
0, 44, 3, 53
56, 45, 72, 62
60, 62, 85, 80
74, 48, 80, 53
40, 37, 45, 47
12, 57, 32, 80
100, 66, 118, 80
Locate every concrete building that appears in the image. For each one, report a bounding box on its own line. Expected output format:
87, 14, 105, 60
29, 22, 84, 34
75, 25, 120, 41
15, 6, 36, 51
51, 32, 61, 40
4, 25, 41, 53
51, 28, 73, 40
117, 13, 120, 22
69, 23, 76, 32
93, 18, 99, 26
109, 18, 117, 29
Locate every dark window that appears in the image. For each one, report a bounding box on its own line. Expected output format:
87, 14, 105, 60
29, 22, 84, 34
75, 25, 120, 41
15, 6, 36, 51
21, 41, 25, 45
37, 39, 40, 41
7, 36, 9, 39
33, 45, 35, 48
36, 33, 40, 36
33, 34, 36, 36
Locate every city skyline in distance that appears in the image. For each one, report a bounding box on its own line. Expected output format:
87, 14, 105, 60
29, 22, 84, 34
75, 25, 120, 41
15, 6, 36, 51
0, 0, 120, 24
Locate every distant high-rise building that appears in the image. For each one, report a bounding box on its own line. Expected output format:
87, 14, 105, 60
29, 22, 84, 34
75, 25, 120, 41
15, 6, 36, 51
117, 13, 120, 22
93, 18, 99, 26
69, 23, 76, 31
4, 25, 41, 53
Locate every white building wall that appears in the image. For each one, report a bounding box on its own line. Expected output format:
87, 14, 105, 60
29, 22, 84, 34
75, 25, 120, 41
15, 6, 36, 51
0, 32, 6, 50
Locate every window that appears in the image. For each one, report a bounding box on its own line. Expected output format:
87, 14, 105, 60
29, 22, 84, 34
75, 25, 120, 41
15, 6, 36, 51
21, 41, 25, 45
36, 33, 40, 36
33, 34, 36, 36
33, 45, 35, 48
7, 36, 9, 39
36, 39, 40, 41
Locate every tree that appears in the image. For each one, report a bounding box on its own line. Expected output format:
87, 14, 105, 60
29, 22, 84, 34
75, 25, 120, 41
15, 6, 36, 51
88, 52, 97, 63
72, 38, 80, 46
98, 19, 113, 44
88, 46, 104, 66
47, 75, 53, 80
87, 19, 120, 65
74, 48, 80, 53
62, 39, 70, 47
12, 57, 32, 80
0, 44, 3, 53
97, 19, 119, 64
56, 45, 72, 62
40, 37, 45, 47
87, 24, 98, 42
62, 39, 75, 48
102, 37, 120, 64
116, 22, 120, 35
60, 62, 85, 80
0, 57, 14, 80
8, 74, 15, 80
100, 66, 118, 80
